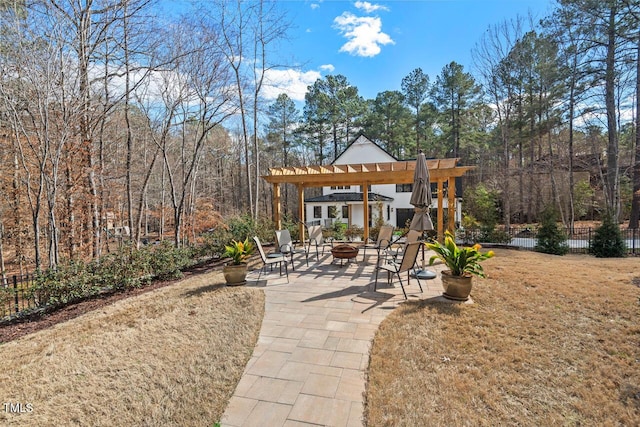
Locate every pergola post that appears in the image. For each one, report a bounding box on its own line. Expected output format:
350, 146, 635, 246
437, 179, 444, 242
448, 176, 456, 236
362, 183, 369, 241
298, 184, 305, 244
273, 183, 281, 230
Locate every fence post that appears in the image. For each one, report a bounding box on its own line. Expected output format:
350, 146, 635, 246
13, 275, 19, 314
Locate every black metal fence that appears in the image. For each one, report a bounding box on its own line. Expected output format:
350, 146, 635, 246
459, 226, 640, 255
1, 274, 39, 320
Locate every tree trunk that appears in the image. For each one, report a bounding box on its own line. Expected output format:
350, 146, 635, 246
604, 4, 620, 220
629, 29, 640, 228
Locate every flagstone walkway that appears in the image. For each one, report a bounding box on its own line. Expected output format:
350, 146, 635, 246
220, 251, 445, 427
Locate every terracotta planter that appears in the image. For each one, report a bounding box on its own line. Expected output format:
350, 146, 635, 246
441, 270, 473, 301
223, 263, 248, 286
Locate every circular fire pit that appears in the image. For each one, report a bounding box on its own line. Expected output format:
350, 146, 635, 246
331, 244, 359, 266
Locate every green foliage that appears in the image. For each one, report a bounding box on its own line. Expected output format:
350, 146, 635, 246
535, 207, 569, 255
463, 184, 500, 229
480, 227, 512, 244
344, 225, 364, 241
590, 213, 626, 258
427, 231, 495, 277
223, 238, 255, 265
25, 242, 198, 309
461, 214, 480, 229
573, 180, 594, 219
30, 260, 99, 306
94, 245, 152, 290
331, 221, 347, 240
199, 215, 275, 258
148, 241, 194, 279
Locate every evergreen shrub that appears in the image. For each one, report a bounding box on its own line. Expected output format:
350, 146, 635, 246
590, 213, 626, 258
535, 207, 569, 255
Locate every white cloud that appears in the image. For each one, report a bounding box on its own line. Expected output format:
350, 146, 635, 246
333, 12, 393, 57
263, 68, 323, 101
310, 3, 320, 10
320, 64, 335, 72
354, 1, 389, 13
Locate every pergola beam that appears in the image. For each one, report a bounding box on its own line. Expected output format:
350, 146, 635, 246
264, 159, 474, 241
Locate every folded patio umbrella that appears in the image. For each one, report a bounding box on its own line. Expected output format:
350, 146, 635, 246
409, 151, 434, 279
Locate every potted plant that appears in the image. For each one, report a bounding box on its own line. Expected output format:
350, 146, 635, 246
222, 238, 254, 286
427, 231, 494, 301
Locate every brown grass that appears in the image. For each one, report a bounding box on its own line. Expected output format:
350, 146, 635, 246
365, 249, 640, 426
0, 271, 264, 426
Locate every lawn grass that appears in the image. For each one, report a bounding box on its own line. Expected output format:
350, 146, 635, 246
0, 271, 264, 426
1, 250, 639, 426
365, 249, 640, 426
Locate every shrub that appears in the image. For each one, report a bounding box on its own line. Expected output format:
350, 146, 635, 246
535, 207, 569, 255
148, 241, 195, 279
30, 260, 99, 307
94, 245, 152, 290
200, 215, 278, 260
590, 213, 626, 258
478, 226, 511, 244
463, 184, 500, 230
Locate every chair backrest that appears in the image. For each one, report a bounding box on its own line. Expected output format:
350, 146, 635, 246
376, 225, 395, 247
275, 229, 294, 252
253, 236, 267, 262
398, 241, 422, 273
405, 230, 421, 244
307, 225, 324, 245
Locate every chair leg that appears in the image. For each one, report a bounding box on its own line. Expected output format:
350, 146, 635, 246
284, 261, 289, 283
396, 271, 407, 299
257, 264, 263, 283
413, 271, 423, 293
374, 267, 379, 291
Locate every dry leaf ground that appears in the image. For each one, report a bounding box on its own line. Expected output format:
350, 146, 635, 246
0, 271, 264, 426
365, 249, 640, 426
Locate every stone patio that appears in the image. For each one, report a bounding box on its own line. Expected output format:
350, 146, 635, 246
220, 249, 446, 427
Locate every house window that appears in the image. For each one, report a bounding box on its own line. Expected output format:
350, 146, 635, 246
330, 185, 350, 190
328, 206, 338, 218
342, 205, 349, 219
313, 206, 322, 219
396, 183, 413, 193
359, 185, 372, 192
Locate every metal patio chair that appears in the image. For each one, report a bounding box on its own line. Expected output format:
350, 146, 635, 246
374, 241, 423, 300
253, 236, 289, 283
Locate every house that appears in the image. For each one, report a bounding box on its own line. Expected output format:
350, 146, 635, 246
304, 134, 462, 229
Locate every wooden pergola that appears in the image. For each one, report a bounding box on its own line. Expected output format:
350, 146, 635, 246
262, 158, 474, 242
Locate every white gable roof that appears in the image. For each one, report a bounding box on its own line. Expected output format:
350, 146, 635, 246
332, 135, 396, 165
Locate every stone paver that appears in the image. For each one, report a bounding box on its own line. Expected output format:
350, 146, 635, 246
220, 252, 444, 427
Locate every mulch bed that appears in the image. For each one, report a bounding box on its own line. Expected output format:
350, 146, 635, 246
0, 257, 227, 344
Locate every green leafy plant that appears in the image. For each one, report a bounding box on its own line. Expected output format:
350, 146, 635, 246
224, 238, 255, 265
427, 231, 495, 277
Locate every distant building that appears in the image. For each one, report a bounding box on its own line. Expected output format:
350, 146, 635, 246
304, 134, 462, 229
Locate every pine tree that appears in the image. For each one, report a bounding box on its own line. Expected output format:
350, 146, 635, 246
535, 207, 569, 255
590, 213, 626, 258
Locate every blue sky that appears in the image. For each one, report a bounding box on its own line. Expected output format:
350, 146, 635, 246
262, 0, 556, 102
